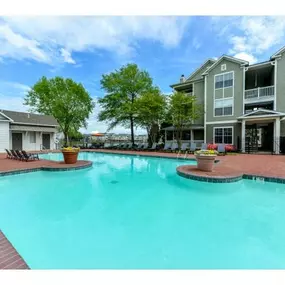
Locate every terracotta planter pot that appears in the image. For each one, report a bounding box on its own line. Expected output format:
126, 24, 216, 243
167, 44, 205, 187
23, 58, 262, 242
195, 155, 216, 172
62, 151, 79, 164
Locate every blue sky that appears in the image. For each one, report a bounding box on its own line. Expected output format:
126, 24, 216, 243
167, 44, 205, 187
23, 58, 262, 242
1, 16, 285, 134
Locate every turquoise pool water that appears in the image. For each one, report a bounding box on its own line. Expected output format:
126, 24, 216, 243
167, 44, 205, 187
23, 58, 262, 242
1, 152, 285, 269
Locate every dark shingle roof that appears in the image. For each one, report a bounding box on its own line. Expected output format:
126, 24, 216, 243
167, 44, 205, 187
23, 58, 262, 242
0, 109, 58, 126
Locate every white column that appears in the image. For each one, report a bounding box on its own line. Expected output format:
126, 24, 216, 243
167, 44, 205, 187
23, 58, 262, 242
241, 120, 245, 152
191, 130, 194, 143
275, 117, 280, 154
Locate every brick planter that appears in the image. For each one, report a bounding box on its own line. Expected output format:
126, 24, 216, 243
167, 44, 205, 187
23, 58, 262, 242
195, 155, 216, 172
62, 150, 79, 164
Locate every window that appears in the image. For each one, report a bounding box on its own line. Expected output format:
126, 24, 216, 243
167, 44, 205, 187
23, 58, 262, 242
214, 98, 233, 116
215, 72, 233, 89
221, 64, 227, 71
30, 132, 36, 143
214, 127, 233, 144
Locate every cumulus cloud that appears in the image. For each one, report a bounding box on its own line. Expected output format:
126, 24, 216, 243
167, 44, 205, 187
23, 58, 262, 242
0, 16, 190, 65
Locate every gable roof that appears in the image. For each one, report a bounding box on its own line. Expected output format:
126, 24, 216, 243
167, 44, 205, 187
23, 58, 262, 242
186, 59, 216, 82
271, 45, 285, 59
0, 109, 58, 126
0, 111, 13, 122
238, 108, 285, 119
202, 55, 249, 75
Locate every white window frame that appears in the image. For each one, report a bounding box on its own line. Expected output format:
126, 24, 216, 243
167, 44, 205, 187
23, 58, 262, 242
214, 71, 234, 117
213, 126, 234, 145
30, 131, 36, 143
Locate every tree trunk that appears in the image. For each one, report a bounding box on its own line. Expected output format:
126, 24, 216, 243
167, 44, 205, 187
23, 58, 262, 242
130, 115, 135, 147
64, 132, 69, 147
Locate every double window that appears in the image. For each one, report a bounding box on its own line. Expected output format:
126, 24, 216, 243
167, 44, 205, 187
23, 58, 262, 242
214, 127, 233, 144
215, 72, 233, 89
214, 71, 234, 116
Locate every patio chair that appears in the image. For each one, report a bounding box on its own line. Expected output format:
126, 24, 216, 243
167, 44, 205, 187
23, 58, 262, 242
180, 142, 190, 152
15, 150, 25, 161
140, 143, 148, 151
21, 150, 40, 161
217, 144, 226, 155
171, 142, 179, 152
189, 142, 197, 153
10, 150, 18, 160
201, 143, 208, 150
163, 142, 172, 151
148, 143, 157, 151
103, 142, 111, 149
5, 149, 13, 159
134, 143, 143, 150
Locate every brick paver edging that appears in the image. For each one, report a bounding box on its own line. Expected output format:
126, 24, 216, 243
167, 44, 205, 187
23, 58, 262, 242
176, 166, 285, 184
0, 231, 29, 269
0, 160, 93, 177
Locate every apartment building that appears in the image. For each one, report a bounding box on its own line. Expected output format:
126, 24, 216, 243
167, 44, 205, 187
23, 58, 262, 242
168, 45, 285, 153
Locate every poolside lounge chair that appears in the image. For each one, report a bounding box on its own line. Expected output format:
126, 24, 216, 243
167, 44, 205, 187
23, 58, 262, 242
189, 142, 197, 153
163, 142, 172, 151
217, 144, 226, 155
15, 150, 25, 161
171, 142, 179, 152
140, 143, 148, 151
201, 143, 208, 150
21, 150, 39, 161
148, 143, 157, 151
134, 143, 143, 150
103, 142, 111, 149
5, 149, 13, 159
180, 143, 189, 152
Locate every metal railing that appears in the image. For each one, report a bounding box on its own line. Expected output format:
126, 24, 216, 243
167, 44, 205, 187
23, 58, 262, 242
244, 85, 274, 100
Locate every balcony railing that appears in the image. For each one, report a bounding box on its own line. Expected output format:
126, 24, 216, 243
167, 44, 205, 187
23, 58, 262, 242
244, 86, 274, 101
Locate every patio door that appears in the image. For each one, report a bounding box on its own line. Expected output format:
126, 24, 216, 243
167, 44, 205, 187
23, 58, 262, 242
42, 134, 50, 149
245, 124, 258, 153
12, 133, 23, 150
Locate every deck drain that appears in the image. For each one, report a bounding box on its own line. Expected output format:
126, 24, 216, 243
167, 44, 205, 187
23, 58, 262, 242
110, 180, 119, 184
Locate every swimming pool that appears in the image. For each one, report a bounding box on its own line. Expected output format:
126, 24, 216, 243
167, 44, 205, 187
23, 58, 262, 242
0, 152, 285, 269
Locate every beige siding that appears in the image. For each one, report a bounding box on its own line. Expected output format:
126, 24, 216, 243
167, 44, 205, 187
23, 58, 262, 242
0, 121, 10, 153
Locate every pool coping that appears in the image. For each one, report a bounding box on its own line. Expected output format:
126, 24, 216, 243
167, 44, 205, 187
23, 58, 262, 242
0, 160, 93, 177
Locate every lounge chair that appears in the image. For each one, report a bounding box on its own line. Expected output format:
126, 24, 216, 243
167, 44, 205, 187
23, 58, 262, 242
201, 143, 208, 150
189, 142, 197, 153
217, 144, 226, 155
140, 143, 148, 151
5, 149, 13, 159
148, 143, 157, 151
10, 150, 19, 160
15, 150, 25, 161
180, 143, 189, 152
171, 142, 179, 152
103, 142, 111, 149
163, 142, 172, 151
21, 150, 39, 161
134, 143, 143, 150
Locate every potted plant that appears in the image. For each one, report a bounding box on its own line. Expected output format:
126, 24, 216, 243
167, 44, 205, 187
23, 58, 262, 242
194, 149, 218, 172
61, 147, 80, 164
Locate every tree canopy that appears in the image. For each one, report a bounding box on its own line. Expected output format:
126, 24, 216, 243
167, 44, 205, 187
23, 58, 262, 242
169, 91, 203, 148
134, 89, 167, 145
24, 76, 94, 145
98, 63, 155, 146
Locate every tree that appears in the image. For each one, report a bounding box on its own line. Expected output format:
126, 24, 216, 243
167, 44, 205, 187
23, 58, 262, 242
98, 63, 154, 146
168, 91, 203, 148
135, 89, 167, 145
24, 76, 94, 146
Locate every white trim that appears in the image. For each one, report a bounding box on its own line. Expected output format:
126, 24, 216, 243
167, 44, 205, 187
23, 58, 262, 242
193, 82, 195, 96
213, 126, 234, 145
242, 66, 245, 116
247, 61, 272, 69
239, 114, 285, 120
204, 75, 207, 143
213, 71, 234, 118
238, 108, 285, 118
206, 120, 238, 125
274, 59, 277, 110
202, 55, 248, 75
0, 111, 14, 122
11, 122, 58, 127
186, 59, 216, 81
271, 45, 285, 59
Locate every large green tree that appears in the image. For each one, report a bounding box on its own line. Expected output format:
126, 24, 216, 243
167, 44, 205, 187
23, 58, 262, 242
24, 76, 94, 146
135, 89, 167, 145
98, 63, 154, 146
169, 91, 203, 148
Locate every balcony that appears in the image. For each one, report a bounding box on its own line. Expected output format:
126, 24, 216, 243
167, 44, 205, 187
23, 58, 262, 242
244, 86, 274, 103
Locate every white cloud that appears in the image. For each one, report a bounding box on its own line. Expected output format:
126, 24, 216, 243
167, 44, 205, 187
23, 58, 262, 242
0, 16, 190, 65
212, 16, 285, 63
233, 52, 257, 64
192, 37, 201, 49
60, 48, 76, 64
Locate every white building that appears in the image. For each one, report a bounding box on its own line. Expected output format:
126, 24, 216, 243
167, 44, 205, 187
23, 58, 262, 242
0, 109, 59, 153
